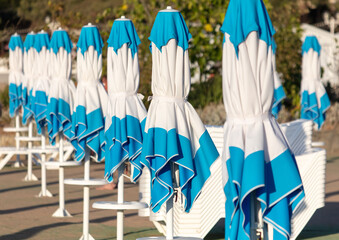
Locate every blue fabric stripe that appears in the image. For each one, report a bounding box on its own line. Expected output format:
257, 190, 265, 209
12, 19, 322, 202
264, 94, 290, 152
71, 106, 105, 162
77, 25, 103, 56
24, 34, 35, 52
272, 85, 286, 118
46, 98, 73, 145
104, 115, 145, 183
220, 0, 275, 57
34, 32, 50, 53
302, 36, 321, 55
34, 90, 48, 134
9, 35, 24, 52
141, 128, 219, 213
22, 88, 34, 124
301, 90, 330, 129
50, 30, 73, 54
149, 11, 192, 53
108, 20, 141, 58
224, 147, 304, 240
9, 83, 22, 117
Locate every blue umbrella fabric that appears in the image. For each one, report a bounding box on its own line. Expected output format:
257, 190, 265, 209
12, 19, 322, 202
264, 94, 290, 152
221, 0, 304, 239
104, 19, 147, 182
22, 33, 37, 124
32, 31, 50, 134
301, 36, 330, 129
46, 29, 75, 144
8, 34, 24, 117
141, 9, 219, 213
71, 24, 107, 162
271, 41, 286, 118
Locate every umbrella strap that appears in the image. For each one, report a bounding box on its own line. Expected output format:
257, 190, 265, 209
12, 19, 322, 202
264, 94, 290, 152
148, 95, 187, 103
227, 111, 272, 124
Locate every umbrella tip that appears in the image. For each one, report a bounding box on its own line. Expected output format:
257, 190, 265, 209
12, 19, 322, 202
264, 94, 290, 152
40, 29, 45, 33
30, 31, 34, 34
14, 32, 18, 36
121, 15, 126, 19
166, 6, 172, 9
58, 27, 62, 30
88, 22, 92, 26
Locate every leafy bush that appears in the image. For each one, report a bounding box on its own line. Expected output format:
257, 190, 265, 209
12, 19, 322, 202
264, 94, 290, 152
0, 86, 9, 109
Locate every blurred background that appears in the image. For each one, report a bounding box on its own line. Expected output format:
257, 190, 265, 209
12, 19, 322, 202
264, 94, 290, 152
0, 0, 338, 128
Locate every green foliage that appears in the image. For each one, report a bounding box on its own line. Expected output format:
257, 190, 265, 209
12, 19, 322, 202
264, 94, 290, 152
0, 87, 9, 109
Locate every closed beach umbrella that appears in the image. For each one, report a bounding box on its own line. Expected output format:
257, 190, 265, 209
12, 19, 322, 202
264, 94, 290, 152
104, 17, 146, 183
72, 23, 107, 162
47, 28, 75, 217
22, 32, 37, 124
301, 36, 330, 129
272, 41, 286, 118
221, 0, 304, 239
141, 8, 219, 216
32, 31, 50, 134
8, 33, 24, 117
47, 29, 75, 144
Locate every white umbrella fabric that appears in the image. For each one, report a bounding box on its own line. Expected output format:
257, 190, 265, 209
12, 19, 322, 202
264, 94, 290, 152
104, 18, 146, 183
141, 8, 219, 216
22, 33, 37, 125
8, 34, 24, 117
301, 36, 330, 129
32, 31, 50, 134
271, 41, 286, 118
221, 0, 305, 239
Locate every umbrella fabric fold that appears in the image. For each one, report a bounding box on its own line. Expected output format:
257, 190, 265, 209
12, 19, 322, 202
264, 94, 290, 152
46, 29, 75, 144
22, 33, 37, 124
271, 41, 286, 118
221, 0, 304, 239
104, 19, 147, 183
8, 34, 24, 117
72, 24, 107, 162
301, 36, 330, 129
141, 10, 219, 213
32, 32, 50, 134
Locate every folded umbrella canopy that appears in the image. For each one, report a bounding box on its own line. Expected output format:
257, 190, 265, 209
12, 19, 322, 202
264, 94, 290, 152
32, 31, 50, 134
72, 23, 107, 162
104, 18, 146, 183
221, 0, 305, 239
8, 34, 24, 117
272, 41, 286, 118
141, 8, 219, 214
47, 29, 75, 144
22, 32, 37, 124
301, 36, 330, 129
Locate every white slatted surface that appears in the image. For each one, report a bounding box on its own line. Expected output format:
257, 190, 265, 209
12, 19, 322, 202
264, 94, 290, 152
139, 122, 326, 239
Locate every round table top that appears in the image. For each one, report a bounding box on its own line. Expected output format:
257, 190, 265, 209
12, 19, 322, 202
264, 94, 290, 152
45, 161, 81, 167
92, 201, 148, 210
4, 127, 28, 132
64, 178, 108, 186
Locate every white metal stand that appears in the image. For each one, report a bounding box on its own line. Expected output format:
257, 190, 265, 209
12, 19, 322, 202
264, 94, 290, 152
52, 133, 72, 217
23, 120, 38, 181
92, 164, 148, 240
64, 147, 107, 240
38, 127, 53, 197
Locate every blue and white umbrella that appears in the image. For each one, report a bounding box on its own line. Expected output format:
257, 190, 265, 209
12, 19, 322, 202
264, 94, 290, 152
72, 23, 107, 162
301, 36, 330, 129
22, 32, 37, 124
47, 29, 75, 144
272, 40, 286, 118
32, 31, 50, 134
141, 9, 219, 213
221, 0, 304, 239
104, 18, 147, 182
8, 34, 24, 117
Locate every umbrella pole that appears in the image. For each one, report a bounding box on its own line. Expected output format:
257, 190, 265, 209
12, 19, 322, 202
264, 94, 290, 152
52, 133, 71, 217
117, 164, 124, 240
13, 114, 22, 167
24, 120, 37, 181
82, 147, 94, 240
166, 195, 174, 240
38, 126, 52, 197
